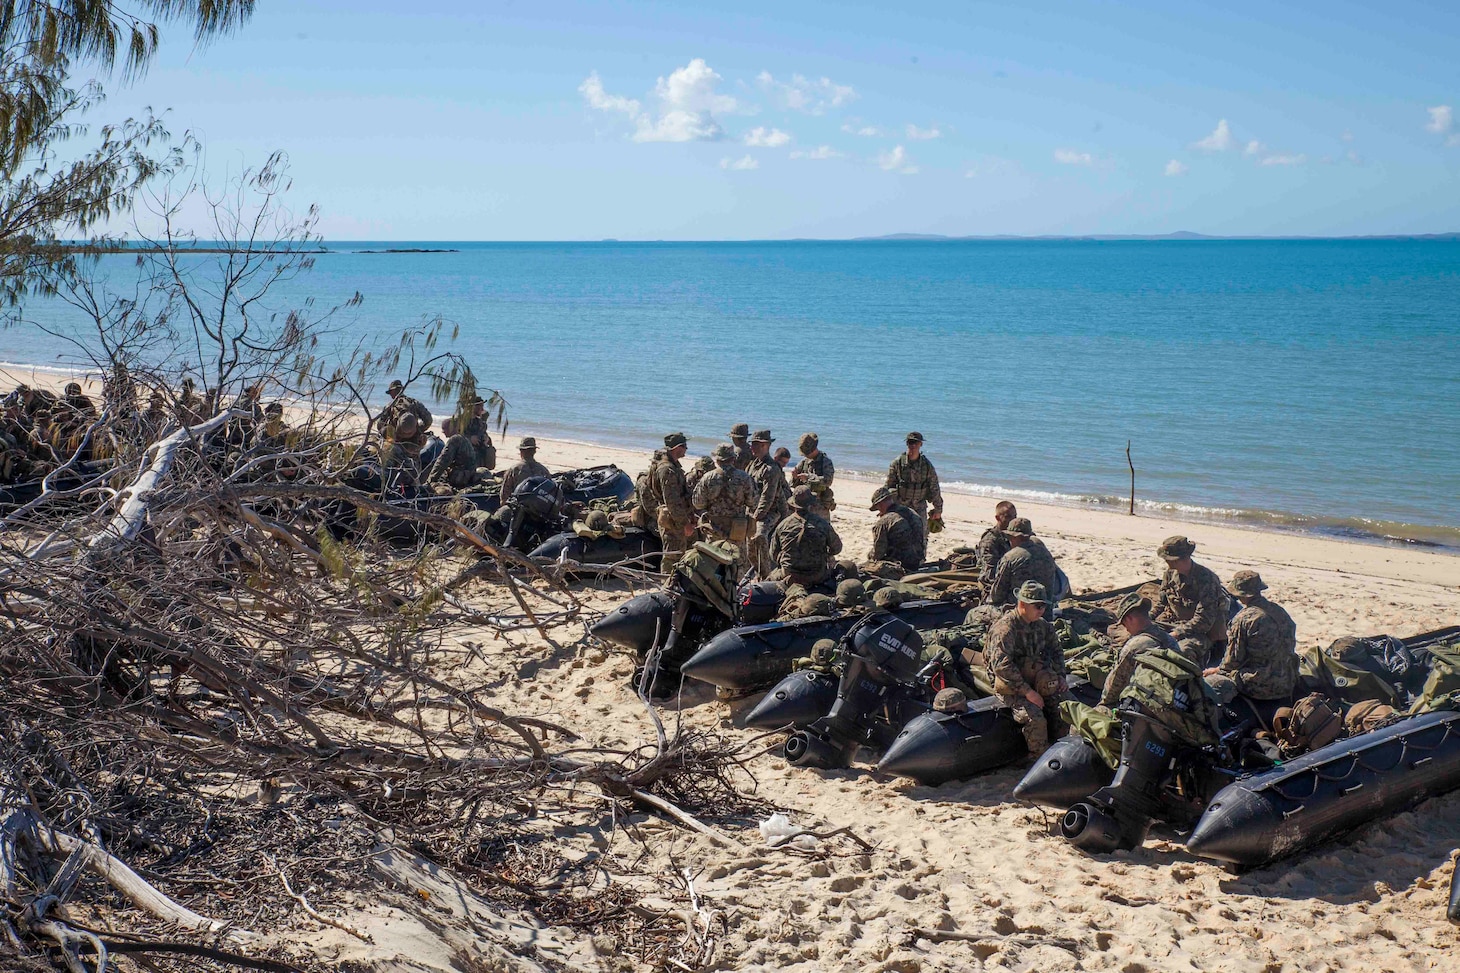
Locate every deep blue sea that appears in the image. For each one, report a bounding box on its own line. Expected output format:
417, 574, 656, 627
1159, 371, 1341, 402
8, 240, 1460, 548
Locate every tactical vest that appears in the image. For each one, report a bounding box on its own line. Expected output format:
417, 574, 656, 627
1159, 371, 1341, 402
1122, 646, 1220, 748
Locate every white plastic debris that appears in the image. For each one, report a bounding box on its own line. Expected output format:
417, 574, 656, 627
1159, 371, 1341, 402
759, 813, 818, 851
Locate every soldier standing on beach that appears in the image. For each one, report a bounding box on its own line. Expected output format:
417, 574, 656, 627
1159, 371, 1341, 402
693, 444, 754, 542
729, 423, 754, 471
653, 432, 695, 573
1204, 570, 1299, 704
885, 432, 942, 538
1151, 535, 1227, 666
792, 433, 836, 516
747, 429, 790, 577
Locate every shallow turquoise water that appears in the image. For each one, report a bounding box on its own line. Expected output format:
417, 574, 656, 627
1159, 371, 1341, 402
10, 240, 1460, 546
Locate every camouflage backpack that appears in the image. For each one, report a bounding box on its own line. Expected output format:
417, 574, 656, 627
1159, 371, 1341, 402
1409, 642, 1460, 715
1120, 645, 1220, 748
1272, 693, 1343, 756
675, 541, 739, 618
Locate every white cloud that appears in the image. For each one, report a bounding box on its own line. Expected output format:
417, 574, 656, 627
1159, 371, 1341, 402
719, 155, 759, 170
790, 145, 843, 160
1194, 119, 1235, 152
579, 72, 641, 118
1244, 140, 1264, 156
1164, 159, 1188, 177
1425, 105, 1453, 134
1054, 148, 1093, 165
906, 123, 942, 140
743, 126, 791, 148
876, 145, 917, 174
580, 59, 747, 144
842, 122, 883, 137
758, 70, 857, 114
1260, 153, 1306, 166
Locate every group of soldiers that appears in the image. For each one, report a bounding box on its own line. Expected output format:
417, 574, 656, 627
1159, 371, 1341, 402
624, 426, 944, 580
972, 534, 1300, 759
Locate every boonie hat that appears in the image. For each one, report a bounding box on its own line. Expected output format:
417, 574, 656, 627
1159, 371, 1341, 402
1158, 535, 1196, 560
1015, 581, 1049, 606
729, 423, 750, 438
1113, 592, 1152, 622
869, 485, 897, 508
519, 436, 538, 450
712, 443, 735, 462
1225, 569, 1267, 598
751, 429, 775, 444
905, 431, 924, 444
798, 432, 818, 455
664, 431, 688, 449
789, 485, 815, 510
1003, 517, 1034, 538
387, 379, 404, 393
933, 687, 968, 713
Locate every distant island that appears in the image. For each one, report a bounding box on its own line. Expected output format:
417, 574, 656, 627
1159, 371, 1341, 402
851, 231, 1460, 242
354, 247, 460, 254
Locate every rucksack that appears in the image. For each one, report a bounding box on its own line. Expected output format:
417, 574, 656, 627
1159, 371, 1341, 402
1299, 641, 1403, 706
1409, 642, 1460, 715
1344, 698, 1398, 735
1272, 693, 1343, 756
1121, 646, 1220, 748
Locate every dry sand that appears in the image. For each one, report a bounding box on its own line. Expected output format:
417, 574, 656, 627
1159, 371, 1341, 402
7, 364, 1459, 970
468, 431, 1459, 973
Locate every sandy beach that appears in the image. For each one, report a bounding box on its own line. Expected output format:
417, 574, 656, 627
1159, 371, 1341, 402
422, 429, 1458, 973
7, 364, 1460, 971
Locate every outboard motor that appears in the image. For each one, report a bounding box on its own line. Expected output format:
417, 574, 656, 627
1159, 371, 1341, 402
783, 613, 926, 769
1060, 704, 1179, 853
502, 475, 563, 550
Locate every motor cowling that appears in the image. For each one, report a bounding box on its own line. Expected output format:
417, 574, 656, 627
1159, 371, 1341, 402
851, 613, 924, 685
512, 475, 562, 520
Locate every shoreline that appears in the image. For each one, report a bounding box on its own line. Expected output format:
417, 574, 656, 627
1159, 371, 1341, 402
5, 359, 1457, 562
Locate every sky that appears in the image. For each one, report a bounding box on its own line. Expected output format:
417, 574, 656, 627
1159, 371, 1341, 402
79, 0, 1460, 240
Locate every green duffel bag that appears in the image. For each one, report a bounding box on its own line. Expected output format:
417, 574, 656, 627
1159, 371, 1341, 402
1409, 643, 1460, 714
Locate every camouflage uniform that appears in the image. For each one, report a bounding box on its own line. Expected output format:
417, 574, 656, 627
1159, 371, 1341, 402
748, 450, 790, 577
654, 449, 694, 572
685, 454, 714, 494
428, 434, 480, 491
460, 414, 496, 469
1100, 625, 1184, 707
793, 451, 836, 513
769, 506, 843, 586
984, 607, 1066, 754
630, 450, 666, 532
498, 455, 550, 503
380, 440, 423, 493
729, 424, 754, 471
1209, 595, 1299, 702
974, 526, 1010, 585
692, 453, 754, 540
377, 394, 433, 446
1152, 561, 1226, 665
983, 540, 1058, 607
885, 452, 942, 535
869, 502, 926, 572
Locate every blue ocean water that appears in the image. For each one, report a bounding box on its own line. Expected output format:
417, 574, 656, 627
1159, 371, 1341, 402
9, 240, 1460, 547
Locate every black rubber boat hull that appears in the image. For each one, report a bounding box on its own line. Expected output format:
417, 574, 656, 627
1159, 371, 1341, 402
588, 592, 674, 651
1185, 708, 1460, 868
529, 529, 661, 566
679, 599, 969, 691
1191, 704, 1460, 864
555, 465, 636, 506
742, 671, 840, 729
1012, 735, 1115, 809
876, 696, 1028, 785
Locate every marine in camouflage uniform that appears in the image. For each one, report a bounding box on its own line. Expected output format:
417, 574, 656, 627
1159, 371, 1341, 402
628, 448, 667, 533
461, 398, 496, 470
1151, 535, 1227, 666
884, 431, 942, 537
376, 380, 433, 446
1205, 570, 1299, 703
654, 432, 695, 573
983, 518, 1058, 607
380, 414, 424, 494
692, 444, 754, 540
498, 437, 551, 503
867, 485, 926, 573
747, 429, 790, 577
769, 486, 843, 586
428, 424, 481, 493
1100, 593, 1185, 707
792, 433, 836, 514
728, 423, 754, 472
975, 501, 1018, 584
685, 453, 714, 494
984, 582, 1067, 755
